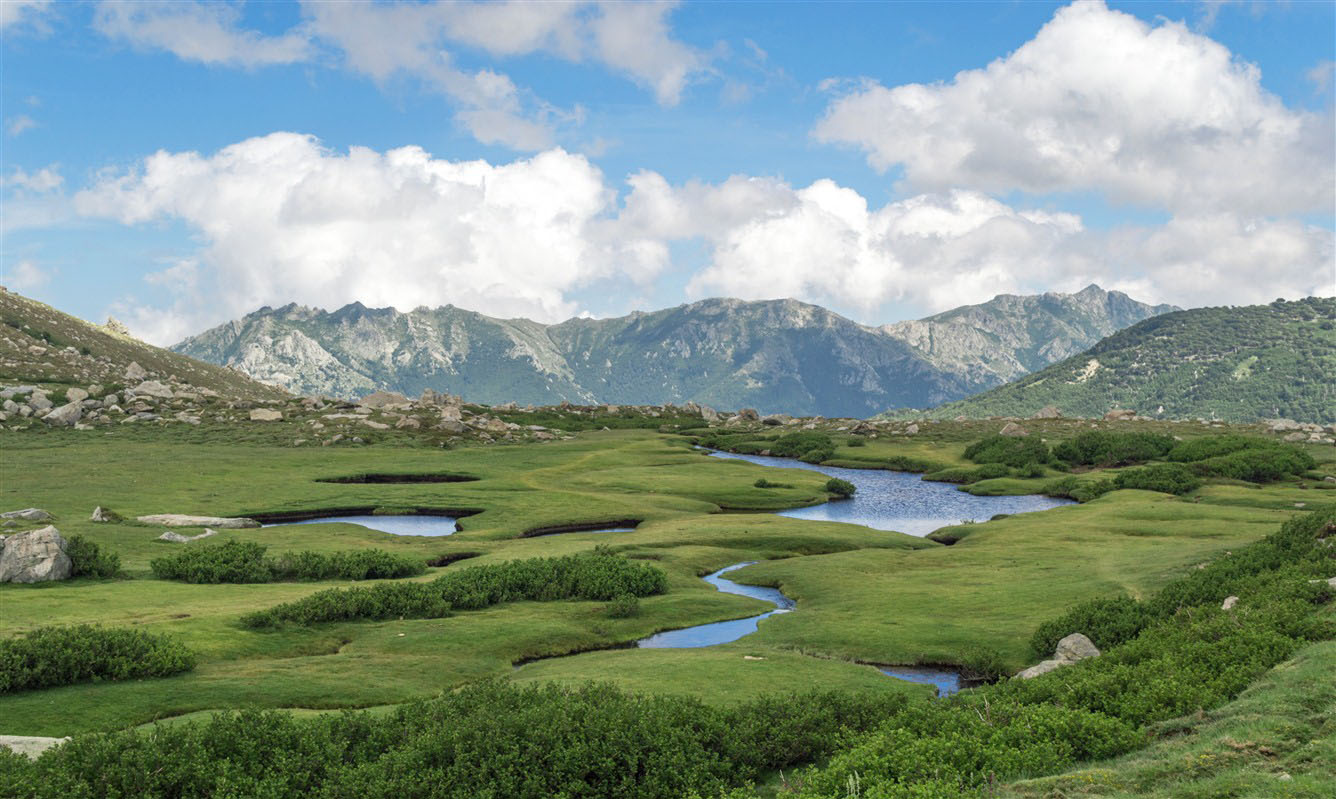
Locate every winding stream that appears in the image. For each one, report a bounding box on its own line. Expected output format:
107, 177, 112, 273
637, 562, 793, 648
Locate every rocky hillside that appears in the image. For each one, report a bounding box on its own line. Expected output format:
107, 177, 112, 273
907, 297, 1336, 424
880, 284, 1178, 387
0, 288, 288, 403
173, 287, 1173, 417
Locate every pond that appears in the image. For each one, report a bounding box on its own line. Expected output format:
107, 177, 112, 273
263, 514, 459, 537
707, 450, 1072, 536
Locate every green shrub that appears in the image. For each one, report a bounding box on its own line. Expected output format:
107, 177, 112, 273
1166, 434, 1274, 462
846, 437, 866, 447
0, 625, 195, 693
768, 431, 834, 458
824, 478, 856, 497
152, 542, 425, 584
923, 463, 1009, 484
1028, 595, 1153, 657
1190, 447, 1315, 483
64, 535, 120, 579
243, 551, 669, 628
1113, 463, 1202, 495
752, 478, 790, 489
1013, 462, 1047, 479
963, 435, 1050, 467
605, 593, 640, 618
150, 540, 272, 583
271, 549, 426, 581
1053, 431, 1176, 467
1042, 476, 1116, 502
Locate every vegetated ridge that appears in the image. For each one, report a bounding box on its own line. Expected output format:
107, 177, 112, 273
172, 285, 1171, 417
906, 297, 1336, 424
0, 288, 287, 403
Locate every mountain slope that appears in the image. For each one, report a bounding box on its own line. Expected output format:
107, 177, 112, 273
0, 288, 287, 402
910, 297, 1336, 423
880, 284, 1178, 386
172, 286, 1174, 416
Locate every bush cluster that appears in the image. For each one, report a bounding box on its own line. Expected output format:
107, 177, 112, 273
64, 535, 120, 579
963, 435, 1050, 467
1041, 476, 1116, 503
1190, 447, 1315, 482
1113, 462, 1202, 495
1052, 431, 1176, 467
150, 541, 426, 584
0, 625, 196, 694
605, 593, 640, 618
241, 551, 668, 628
823, 477, 856, 498
922, 463, 1009, 484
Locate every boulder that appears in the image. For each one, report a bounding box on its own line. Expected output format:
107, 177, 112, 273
249, 408, 282, 422
90, 506, 122, 523
1267, 418, 1302, 432
65, 387, 89, 403
437, 420, 467, 434
0, 526, 72, 583
28, 393, 52, 411
42, 402, 82, 427
1104, 409, 1136, 421
362, 419, 390, 430
1013, 659, 1067, 680
700, 405, 719, 423
1222, 595, 1239, 610
136, 514, 260, 529
904, 423, 919, 435
1284, 432, 1307, 442
358, 391, 411, 410
1, 508, 53, 522
131, 380, 174, 399
1031, 405, 1061, 419
158, 528, 218, 543
761, 414, 792, 426
999, 422, 1028, 437
0, 736, 69, 760
419, 389, 460, 407
1054, 633, 1101, 662
439, 405, 462, 422
124, 361, 147, 381
394, 416, 421, 430
736, 408, 759, 421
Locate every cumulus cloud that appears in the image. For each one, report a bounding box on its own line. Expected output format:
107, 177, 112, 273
74, 133, 662, 342
3, 260, 49, 292
93, 1, 312, 67
2, 166, 62, 193
814, 0, 1334, 217
0, 0, 50, 31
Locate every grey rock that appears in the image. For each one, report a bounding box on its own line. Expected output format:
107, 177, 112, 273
1054, 633, 1100, 662
90, 506, 122, 523
65, 387, 88, 403
0, 526, 72, 583
1031, 405, 1062, 419
1, 508, 53, 521
394, 416, 421, 429
103, 393, 119, 406
249, 408, 282, 422
1013, 659, 1067, 680
136, 514, 260, 529
736, 408, 759, 421
124, 361, 148, 381
1104, 409, 1136, 421
1284, 432, 1307, 442
131, 380, 174, 399
0, 736, 69, 760
999, 422, 1028, 437
41, 402, 82, 427
358, 391, 410, 410
28, 393, 52, 411
700, 405, 719, 423
158, 528, 219, 543
905, 423, 919, 435
2, 399, 16, 413
1222, 595, 1239, 610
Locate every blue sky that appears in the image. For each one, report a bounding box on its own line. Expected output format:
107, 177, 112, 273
2, 0, 1333, 344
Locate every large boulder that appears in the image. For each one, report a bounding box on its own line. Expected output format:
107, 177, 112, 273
249, 408, 282, 422
42, 402, 82, 427
131, 380, 174, 399
439, 405, 462, 422
736, 408, 759, 421
358, 391, 411, 410
0, 526, 72, 583
90, 506, 122, 523
1, 508, 53, 522
1014, 632, 1101, 680
124, 361, 148, 381
65, 387, 89, 403
136, 514, 260, 529
700, 405, 720, 423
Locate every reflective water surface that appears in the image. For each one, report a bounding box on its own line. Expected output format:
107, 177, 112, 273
637, 562, 792, 648
263, 514, 459, 537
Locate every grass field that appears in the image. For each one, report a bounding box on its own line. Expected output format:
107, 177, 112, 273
2, 422, 1332, 745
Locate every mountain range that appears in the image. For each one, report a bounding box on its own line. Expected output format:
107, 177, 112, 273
911, 297, 1335, 424
172, 285, 1175, 417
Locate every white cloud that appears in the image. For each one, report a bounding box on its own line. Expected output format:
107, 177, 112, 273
3, 260, 49, 292
2, 166, 62, 193
814, 0, 1334, 217
0, 0, 50, 31
93, 1, 311, 67
6, 115, 37, 137
587, 1, 703, 105
74, 133, 661, 343
1, 166, 70, 233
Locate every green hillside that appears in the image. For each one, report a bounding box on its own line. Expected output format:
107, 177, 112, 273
903, 297, 1335, 423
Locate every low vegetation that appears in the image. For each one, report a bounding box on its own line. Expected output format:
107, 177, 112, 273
0, 625, 195, 694
150, 540, 427, 584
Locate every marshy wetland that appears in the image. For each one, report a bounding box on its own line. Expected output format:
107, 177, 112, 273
3, 416, 1334, 797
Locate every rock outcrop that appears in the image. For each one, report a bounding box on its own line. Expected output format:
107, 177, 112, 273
1013, 633, 1101, 680
136, 514, 260, 529
158, 528, 219, 543
1, 508, 53, 522
0, 526, 72, 583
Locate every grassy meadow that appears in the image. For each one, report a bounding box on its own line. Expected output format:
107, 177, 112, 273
2, 418, 1333, 776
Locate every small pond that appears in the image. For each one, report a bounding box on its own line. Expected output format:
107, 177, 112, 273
707, 450, 1072, 537
263, 514, 459, 537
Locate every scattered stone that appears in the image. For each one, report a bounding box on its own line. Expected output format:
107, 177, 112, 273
158, 528, 219, 543
0, 736, 69, 759
131, 380, 174, 399
28, 393, 52, 411
1222, 595, 1239, 610
124, 361, 148, 381
1, 508, 53, 522
905, 423, 919, 435
0, 526, 72, 583
41, 402, 82, 427
999, 422, 1028, 437
1283, 432, 1307, 442
64, 387, 89, 403
1104, 409, 1136, 421
1031, 405, 1061, 419
90, 506, 122, 523
394, 416, 421, 430
358, 391, 411, 410
1267, 418, 1302, 433
249, 408, 282, 422
136, 514, 260, 529
362, 419, 390, 430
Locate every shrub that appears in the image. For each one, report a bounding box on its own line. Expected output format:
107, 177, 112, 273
1028, 595, 1153, 657
963, 435, 1050, 467
152, 542, 425, 584
243, 551, 669, 628
150, 540, 272, 583
1042, 476, 1116, 502
605, 593, 640, 618
1014, 462, 1047, 479
846, 437, 866, 447
923, 463, 1009, 484
0, 625, 195, 693
1190, 447, 1315, 483
824, 478, 856, 497
768, 431, 834, 458
798, 447, 835, 464
1053, 431, 1176, 467
1113, 463, 1202, 495
1166, 434, 1274, 462
271, 549, 426, 581
753, 478, 790, 489
64, 535, 120, 579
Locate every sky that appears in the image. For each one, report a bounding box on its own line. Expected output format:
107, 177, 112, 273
1, 0, 1333, 346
